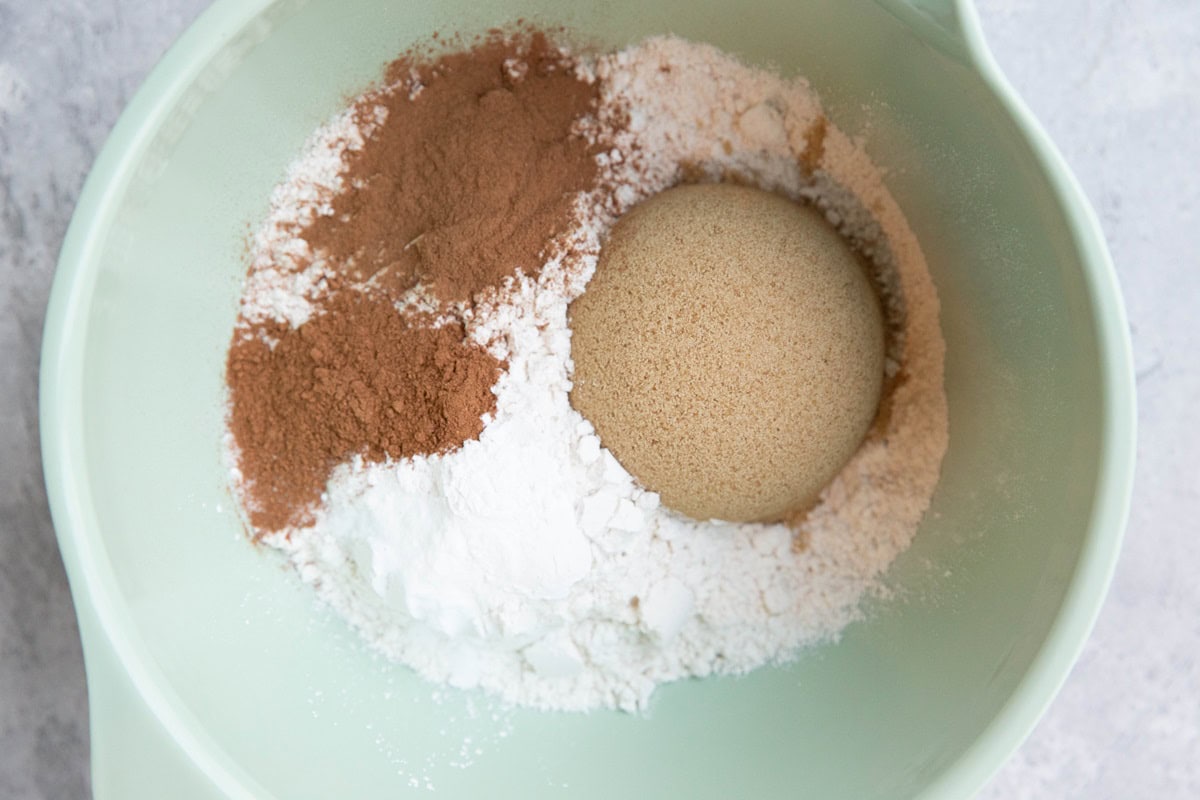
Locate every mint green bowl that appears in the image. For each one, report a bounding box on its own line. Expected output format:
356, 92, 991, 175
41, 0, 1135, 797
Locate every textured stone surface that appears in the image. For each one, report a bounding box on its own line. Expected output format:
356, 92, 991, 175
0, 3, 209, 797
975, 1, 1200, 797
0, 0, 1195, 797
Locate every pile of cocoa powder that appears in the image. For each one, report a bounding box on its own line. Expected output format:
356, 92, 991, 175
227, 33, 602, 532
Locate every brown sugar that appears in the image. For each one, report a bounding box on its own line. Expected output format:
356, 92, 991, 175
568, 183, 885, 523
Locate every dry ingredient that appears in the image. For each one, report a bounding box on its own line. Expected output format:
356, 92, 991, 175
226, 295, 501, 531
225, 32, 948, 712
568, 182, 886, 523
226, 33, 598, 531
301, 32, 600, 302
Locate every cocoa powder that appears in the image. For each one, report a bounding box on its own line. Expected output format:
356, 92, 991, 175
227, 33, 599, 532
303, 33, 600, 302
227, 293, 502, 532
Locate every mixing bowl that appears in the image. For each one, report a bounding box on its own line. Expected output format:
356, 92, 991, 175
41, 0, 1135, 797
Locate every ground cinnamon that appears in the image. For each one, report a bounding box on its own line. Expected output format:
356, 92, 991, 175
227, 32, 599, 532
227, 293, 501, 532
303, 32, 600, 302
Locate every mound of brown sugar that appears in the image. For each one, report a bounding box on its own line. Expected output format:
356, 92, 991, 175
569, 183, 885, 523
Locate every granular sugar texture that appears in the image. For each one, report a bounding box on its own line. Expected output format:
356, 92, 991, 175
226, 33, 949, 712
567, 183, 887, 524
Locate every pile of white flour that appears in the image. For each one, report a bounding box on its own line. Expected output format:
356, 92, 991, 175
233, 37, 948, 712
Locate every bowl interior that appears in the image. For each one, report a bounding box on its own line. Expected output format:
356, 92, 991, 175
53, 0, 1122, 797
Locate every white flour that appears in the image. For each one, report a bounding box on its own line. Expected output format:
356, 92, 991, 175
238, 37, 948, 712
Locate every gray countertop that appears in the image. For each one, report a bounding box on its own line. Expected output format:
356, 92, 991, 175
1, 0, 1196, 797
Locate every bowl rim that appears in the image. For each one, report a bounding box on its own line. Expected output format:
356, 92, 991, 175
918, 1, 1136, 796
39, 0, 1136, 797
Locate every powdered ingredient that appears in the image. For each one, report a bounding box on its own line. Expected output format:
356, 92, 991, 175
227, 33, 601, 531
227, 293, 501, 531
302, 32, 600, 302
228, 34, 949, 712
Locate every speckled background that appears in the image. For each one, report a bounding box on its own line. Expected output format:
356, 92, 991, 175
1, 1, 1196, 797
